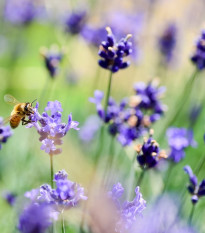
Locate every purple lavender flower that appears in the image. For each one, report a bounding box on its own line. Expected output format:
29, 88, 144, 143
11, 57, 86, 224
132, 195, 196, 233
2, 191, 16, 206
98, 27, 132, 73
65, 10, 87, 35
40, 45, 63, 78
4, 0, 41, 25
18, 203, 53, 233
136, 132, 167, 169
109, 183, 146, 232
158, 23, 177, 63
167, 127, 196, 163
191, 29, 205, 70
90, 81, 166, 147
0, 117, 13, 150
184, 165, 205, 204
26, 101, 79, 155
79, 115, 102, 143
25, 170, 87, 211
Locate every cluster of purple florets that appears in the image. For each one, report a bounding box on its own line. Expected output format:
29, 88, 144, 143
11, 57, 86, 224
40, 45, 64, 78
19, 170, 87, 232
0, 117, 13, 150
191, 30, 205, 70
184, 165, 205, 204
90, 81, 166, 146
98, 27, 132, 73
109, 183, 146, 232
166, 127, 196, 163
65, 10, 87, 35
27, 100, 79, 155
135, 133, 167, 169
158, 23, 177, 63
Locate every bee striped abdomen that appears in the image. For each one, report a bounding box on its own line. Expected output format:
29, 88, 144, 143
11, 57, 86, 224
10, 115, 22, 129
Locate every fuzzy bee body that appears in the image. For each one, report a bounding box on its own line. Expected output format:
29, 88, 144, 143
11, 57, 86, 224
4, 95, 35, 129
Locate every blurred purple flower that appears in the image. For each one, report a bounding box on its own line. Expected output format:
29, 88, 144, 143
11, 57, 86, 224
109, 183, 146, 233
0, 117, 13, 150
40, 45, 63, 78
18, 203, 53, 233
26, 101, 79, 155
131, 195, 196, 233
158, 23, 177, 63
4, 0, 44, 25
2, 191, 16, 206
25, 170, 87, 211
189, 103, 202, 126
65, 10, 87, 35
79, 115, 102, 143
184, 165, 205, 204
167, 127, 196, 163
191, 29, 205, 70
98, 27, 132, 73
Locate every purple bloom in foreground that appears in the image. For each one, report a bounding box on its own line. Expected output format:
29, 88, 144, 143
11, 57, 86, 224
0, 117, 13, 150
98, 27, 132, 73
191, 29, 205, 70
184, 165, 205, 204
158, 23, 177, 63
26, 101, 79, 155
40, 45, 63, 78
109, 183, 146, 232
65, 10, 87, 35
167, 127, 196, 163
18, 203, 53, 233
132, 195, 196, 233
25, 170, 87, 211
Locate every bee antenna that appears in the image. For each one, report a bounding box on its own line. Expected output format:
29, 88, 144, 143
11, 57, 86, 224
31, 99, 37, 104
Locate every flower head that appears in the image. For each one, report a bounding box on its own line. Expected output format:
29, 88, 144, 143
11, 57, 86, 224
2, 191, 16, 206
40, 45, 64, 78
191, 29, 205, 70
109, 183, 146, 232
0, 117, 13, 150
65, 10, 87, 35
98, 27, 132, 73
167, 127, 196, 163
158, 23, 177, 63
18, 203, 53, 233
136, 130, 167, 169
184, 165, 205, 204
27, 101, 79, 155
25, 170, 87, 211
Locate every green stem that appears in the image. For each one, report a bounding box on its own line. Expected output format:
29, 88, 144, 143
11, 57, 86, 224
50, 154, 54, 188
189, 204, 195, 225
162, 162, 174, 193
61, 211, 65, 233
136, 169, 145, 187
104, 71, 113, 116
195, 154, 205, 176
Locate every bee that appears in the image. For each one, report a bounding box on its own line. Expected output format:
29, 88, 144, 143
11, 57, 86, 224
4, 94, 36, 129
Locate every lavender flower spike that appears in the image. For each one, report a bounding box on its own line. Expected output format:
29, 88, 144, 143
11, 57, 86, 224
98, 27, 132, 73
184, 165, 205, 204
26, 101, 79, 155
0, 117, 13, 150
109, 183, 146, 232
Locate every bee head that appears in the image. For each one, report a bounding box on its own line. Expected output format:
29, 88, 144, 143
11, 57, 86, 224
24, 103, 34, 114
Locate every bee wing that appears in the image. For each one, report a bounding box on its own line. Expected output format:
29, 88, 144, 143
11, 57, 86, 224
3, 116, 12, 125
4, 94, 20, 105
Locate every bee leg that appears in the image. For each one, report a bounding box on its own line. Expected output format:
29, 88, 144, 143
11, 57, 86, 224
22, 118, 32, 125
